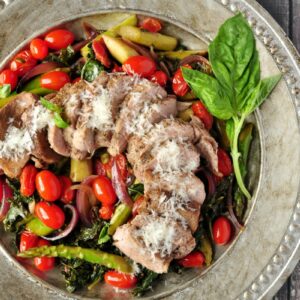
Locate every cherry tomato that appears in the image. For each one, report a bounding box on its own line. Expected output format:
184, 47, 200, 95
20, 164, 38, 197
100, 154, 128, 181
92, 176, 117, 206
34, 239, 55, 271
172, 64, 191, 97
111, 63, 123, 73
35, 201, 65, 230
132, 195, 145, 217
10, 50, 37, 77
59, 176, 74, 204
0, 69, 18, 91
123, 55, 156, 78
92, 39, 111, 68
99, 205, 114, 220
36, 170, 62, 201
191, 101, 213, 130
104, 271, 137, 289
40, 71, 70, 91
150, 70, 168, 87
44, 29, 75, 50
20, 231, 39, 252
30, 38, 49, 60
140, 17, 162, 33
212, 216, 232, 245
217, 148, 233, 177
177, 251, 205, 268
72, 77, 81, 84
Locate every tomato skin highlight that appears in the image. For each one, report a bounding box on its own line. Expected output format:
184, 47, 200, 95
172, 64, 191, 97
150, 70, 168, 87
20, 231, 39, 252
177, 251, 205, 268
34, 239, 55, 271
44, 29, 75, 50
0, 69, 18, 91
92, 176, 117, 206
59, 175, 75, 204
35, 201, 65, 230
132, 195, 145, 217
191, 101, 213, 130
104, 271, 137, 289
10, 50, 37, 77
92, 39, 111, 68
99, 205, 114, 220
123, 55, 156, 78
30, 38, 49, 60
217, 148, 233, 177
140, 17, 162, 33
212, 216, 232, 245
20, 164, 38, 197
40, 71, 70, 91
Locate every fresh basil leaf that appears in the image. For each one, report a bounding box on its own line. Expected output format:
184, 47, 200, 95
81, 60, 104, 82
225, 119, 234, 149
0, 84, 11, 99
40, 97, 62, 113
54, 112, 69, 128
241, 74, 281, 115
98, 223, 110, 245
182, 67, 234, 120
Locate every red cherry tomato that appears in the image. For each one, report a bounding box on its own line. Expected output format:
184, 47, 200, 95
172, 64, 191, 97
217, 148, 233, 177
20, 231, 39, 252
34, 239, 55, 271
123, 55, 156, 78
36, 170, 62, 201
59, 176, 75, 204
140, 17, 162, 33
20, 164, 38, 197
44, 29, 75, 50
132, 195, 145, 217
10, 50, 37, 77
92, 176, 117, 206
150, 70, 168, 87
0, 69, 18, 91
35, 201, 65, 230
40, 71, 70, 91
212, 216, 232, 245
177, 251, 205, 268
30, 38, 49, 60
92, 39, 111, 68
111, 63, 123, 73
191, 101, 213, 130
100, 154, 128, 181
99, 205, 114, 220
72, 77, 81, 84
104, 271, 137, 289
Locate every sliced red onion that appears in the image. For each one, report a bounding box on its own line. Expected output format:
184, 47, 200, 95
198, 169, 216, 199
159, 61, 171, 79
0, 178, 13, 221
83, 22, 99, 39
111, 159, 133, 207
227, 181, 243, 230
43, 204, 79, 241
179, 54, 210, 68
122, 39, 154, 60
72, 38, 93, 52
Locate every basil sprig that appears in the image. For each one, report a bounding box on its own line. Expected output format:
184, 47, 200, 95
182, 13, 281, 200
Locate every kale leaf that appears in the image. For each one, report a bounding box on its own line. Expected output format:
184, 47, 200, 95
45, 46, 76, 66
133, 267, 159, 296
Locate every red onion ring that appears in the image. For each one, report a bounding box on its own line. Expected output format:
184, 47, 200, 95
201, 169, 216, 199
159, 61, 171, 79
72, 38, 94, 53
179, 54, 211, 67
122, 38, 154, 60
111, 159, 133, 207
0, 178, 13, 221
83, 22, 99, 39
43, 204, 79, 241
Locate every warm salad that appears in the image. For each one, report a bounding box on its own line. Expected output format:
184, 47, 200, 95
0, 13, 280, 295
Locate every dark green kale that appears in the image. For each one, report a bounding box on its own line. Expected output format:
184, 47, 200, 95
45, 45, 76, 66
133, 267, 160, 297
128, 183, 144, 200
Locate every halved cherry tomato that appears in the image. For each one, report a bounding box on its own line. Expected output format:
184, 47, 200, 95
40, 71, 70, 91
100, 154, 128, 181
44, 29, 75, 50
104, 271, 137, 289
10, 50, 37, 77
172, 64, 191, 97
30, 38, 49, 60
35, 201, 65, 230
0, 69, 18, 91
123, 55, 156, 78
132, 195, 145, 217
99, 205, 114, 220
177, 251, 205, 268
92, 176, 117, 206
34, 239, 55, 271
191, 101, 213, 130
212, 216, 232, 245
111, 63, 123, 73
20, 164, 38, 197
59, 176, 74, 204
20, 231, 39, 252
36, 170, 62, 201
150, 70, 168, 87
217, 148, 233, 177
140, 17, 162, 33
92, 39, 111, 68
72, 77, 81, 84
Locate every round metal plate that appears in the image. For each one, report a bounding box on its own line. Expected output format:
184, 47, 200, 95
0, 0, 300, 299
